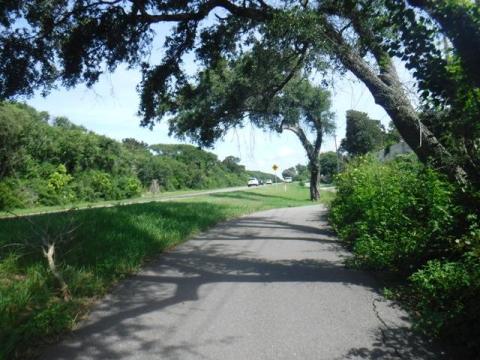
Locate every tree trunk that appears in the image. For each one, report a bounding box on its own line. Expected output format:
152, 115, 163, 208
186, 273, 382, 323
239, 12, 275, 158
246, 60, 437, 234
43, 243, 71, 301
309, 160, 320, 201
368, 86, 470, 186
321, 19, 471, 187
282, 124, 323, 201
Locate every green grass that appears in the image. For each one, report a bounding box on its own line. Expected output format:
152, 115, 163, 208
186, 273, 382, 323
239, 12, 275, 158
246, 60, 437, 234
0, 183, 333, 359
0, 185, 247, 218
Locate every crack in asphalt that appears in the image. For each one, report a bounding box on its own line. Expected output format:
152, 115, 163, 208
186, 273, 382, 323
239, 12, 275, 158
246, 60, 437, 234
372, 298, 406, 359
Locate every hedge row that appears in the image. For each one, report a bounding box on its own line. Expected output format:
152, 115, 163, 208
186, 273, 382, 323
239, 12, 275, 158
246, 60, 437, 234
330, 155, 480, 356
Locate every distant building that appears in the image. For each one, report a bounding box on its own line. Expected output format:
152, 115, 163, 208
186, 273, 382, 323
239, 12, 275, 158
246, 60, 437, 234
376, 141, 414, 162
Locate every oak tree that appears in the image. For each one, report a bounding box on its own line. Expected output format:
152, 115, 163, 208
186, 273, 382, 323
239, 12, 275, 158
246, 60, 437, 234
1, 0, 478, 188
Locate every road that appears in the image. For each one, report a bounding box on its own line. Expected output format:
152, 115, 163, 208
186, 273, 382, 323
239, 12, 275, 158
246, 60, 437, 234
1, 183, 336, 219
0, 185, 253, 219
42, 205, 445, 360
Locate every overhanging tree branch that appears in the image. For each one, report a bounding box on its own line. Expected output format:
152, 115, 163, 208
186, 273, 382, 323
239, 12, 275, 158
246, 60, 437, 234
407, 0, 480, 87
137, 0, 272, 23
318, 14, 469, 185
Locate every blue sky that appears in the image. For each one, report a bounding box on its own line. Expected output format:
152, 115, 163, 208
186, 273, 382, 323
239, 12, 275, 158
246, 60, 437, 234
25, 22, 409, 174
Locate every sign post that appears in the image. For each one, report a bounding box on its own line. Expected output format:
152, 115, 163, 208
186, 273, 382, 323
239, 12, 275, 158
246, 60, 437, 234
272, 164, 278, 186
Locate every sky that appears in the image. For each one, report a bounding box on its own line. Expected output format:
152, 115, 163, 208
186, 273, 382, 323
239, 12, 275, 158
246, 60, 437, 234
27, 65, 397, 174
25, 23, 409, 175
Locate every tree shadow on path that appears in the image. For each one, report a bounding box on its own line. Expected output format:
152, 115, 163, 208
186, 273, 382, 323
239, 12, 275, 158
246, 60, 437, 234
42, 206, 448, 360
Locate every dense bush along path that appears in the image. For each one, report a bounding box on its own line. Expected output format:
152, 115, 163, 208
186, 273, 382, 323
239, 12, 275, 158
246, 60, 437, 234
42, 205, 445, 360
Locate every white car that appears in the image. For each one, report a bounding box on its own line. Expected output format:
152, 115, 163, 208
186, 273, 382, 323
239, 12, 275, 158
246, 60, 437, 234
284, 177, 293, 183
247, 178, 259, 187
266, 179, 273, 185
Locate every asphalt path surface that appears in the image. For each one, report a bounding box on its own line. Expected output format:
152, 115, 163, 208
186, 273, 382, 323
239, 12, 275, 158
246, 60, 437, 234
42, 205, 446, 360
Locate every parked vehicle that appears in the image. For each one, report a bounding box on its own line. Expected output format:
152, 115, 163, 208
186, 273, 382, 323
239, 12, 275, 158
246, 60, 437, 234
247, 178, 259, 187
266, 179, 273, 185
284, 177, 293, 183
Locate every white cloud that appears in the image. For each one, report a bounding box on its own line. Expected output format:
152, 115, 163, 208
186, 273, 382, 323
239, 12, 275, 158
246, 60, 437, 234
277, 146, 299, 158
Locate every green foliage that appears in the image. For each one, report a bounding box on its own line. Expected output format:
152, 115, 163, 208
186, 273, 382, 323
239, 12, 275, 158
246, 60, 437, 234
282, 167, 296, 179
163, 63, 334, 201
46, 165, 75, 204
294, 164, 308, 181
117, 176, 143, 198
340, 110, 386, 156
166, 55, 334, 148
384, 121, 402, 147
289, 152, 341, 184
331, 155, 456, 272
1, 0, 478, 190
330, 155, 480, 356
90, 171, 114, 199
0, 184, 314, 359
408, 255, 480, 352
222, 156, 245, 174
0, 106, 26, 179
0, 102, 274, 211
383, 0, 480, 186
47, 165, 73, 191
318, 151, 339, 183
0, 181, 23, 210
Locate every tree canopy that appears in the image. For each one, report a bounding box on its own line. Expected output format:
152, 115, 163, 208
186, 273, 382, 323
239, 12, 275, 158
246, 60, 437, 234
282, 167, 296, 179
162, 53, 334, 199
340, 110, 385, 156
1, 0, 479, 188
319, 151, 339, 181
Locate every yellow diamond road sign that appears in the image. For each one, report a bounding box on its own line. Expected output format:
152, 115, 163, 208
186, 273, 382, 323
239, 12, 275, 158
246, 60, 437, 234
272, 164, 278, 171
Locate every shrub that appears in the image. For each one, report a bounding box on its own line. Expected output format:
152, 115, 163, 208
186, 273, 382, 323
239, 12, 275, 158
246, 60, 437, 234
409, 255, 480, 354
29, 177, 68, 206
0, 181, 24, 210
112, 176, 143, 199
91, 171, 114, 199
46, 165, 76, 204
330, 155, 480, 355
330, 155, 456, 273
